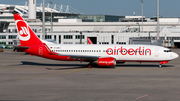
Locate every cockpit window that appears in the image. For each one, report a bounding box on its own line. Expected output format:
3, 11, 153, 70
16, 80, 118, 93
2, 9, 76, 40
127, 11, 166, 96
164, 50, 172, 52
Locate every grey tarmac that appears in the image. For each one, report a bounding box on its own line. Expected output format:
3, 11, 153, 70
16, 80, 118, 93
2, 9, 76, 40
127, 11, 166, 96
0, 49, 180, 101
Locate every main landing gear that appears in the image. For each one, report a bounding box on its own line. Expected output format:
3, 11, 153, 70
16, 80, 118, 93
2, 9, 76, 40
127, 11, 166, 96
87, 64, 92, 68
87, 61, 94, 68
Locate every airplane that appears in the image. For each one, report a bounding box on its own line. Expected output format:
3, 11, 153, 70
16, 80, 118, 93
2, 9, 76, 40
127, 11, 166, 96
13, 14, 179, 68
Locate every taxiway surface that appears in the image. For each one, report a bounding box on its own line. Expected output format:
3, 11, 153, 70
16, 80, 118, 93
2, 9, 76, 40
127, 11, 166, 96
0, 49, 180, 101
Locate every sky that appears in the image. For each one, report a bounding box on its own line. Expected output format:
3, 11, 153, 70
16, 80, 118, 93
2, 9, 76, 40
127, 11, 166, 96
0, 0, 180, 17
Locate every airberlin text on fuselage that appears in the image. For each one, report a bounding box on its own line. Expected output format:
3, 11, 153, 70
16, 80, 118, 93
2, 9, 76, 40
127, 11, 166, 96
106, 46, 151, 56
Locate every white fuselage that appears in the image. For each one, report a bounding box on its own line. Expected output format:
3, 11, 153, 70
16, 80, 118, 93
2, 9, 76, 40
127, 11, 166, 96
47, 44, 178, 62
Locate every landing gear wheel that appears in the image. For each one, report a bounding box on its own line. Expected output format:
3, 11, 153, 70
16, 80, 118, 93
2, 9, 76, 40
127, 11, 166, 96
159, 64, 162, 68
87, 64, 92, 68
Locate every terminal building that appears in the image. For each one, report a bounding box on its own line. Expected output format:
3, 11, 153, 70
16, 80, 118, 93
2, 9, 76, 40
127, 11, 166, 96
0, 0, 180, 48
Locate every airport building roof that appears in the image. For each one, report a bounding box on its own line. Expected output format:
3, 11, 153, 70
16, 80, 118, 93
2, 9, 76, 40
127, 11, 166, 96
0, 3, 82, 15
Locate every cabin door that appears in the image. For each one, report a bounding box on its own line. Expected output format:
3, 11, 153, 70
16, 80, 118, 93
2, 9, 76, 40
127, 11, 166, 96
155, 48, 159, 57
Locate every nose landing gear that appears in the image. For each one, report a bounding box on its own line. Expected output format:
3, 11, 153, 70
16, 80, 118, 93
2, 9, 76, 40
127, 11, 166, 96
159, 61, 168, 68
159, 64, 162, 68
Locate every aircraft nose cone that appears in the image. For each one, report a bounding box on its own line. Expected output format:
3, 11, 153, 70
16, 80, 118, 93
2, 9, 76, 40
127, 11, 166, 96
173, 52, 179, 59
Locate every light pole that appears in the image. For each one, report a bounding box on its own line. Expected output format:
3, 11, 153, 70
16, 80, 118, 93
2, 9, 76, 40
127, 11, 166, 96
136, 22, 140, 32
140, 0, 143, 33
80, 31, 82, 44
49, 1, 53, 32
157, 0, 160, 40
42, 0, 45, 39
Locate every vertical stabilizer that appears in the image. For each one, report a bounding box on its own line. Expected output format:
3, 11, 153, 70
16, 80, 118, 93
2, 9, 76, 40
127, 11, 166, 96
14, 14, 43, 46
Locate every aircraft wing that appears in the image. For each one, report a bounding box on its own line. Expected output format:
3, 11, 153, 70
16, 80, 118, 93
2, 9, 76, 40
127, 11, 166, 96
59, 54, 100, 61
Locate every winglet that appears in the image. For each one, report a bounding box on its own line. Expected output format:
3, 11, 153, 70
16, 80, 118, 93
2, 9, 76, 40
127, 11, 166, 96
87, 37, 93, 44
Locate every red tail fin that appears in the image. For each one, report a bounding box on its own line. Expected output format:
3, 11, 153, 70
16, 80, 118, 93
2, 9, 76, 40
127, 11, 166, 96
14, 14, 43, 46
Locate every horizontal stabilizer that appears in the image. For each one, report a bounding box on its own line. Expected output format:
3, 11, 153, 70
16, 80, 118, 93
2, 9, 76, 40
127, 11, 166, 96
13, 45, 30, 49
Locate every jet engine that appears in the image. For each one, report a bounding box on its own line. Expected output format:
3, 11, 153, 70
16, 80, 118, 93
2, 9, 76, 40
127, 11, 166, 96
94, 57, 116, 67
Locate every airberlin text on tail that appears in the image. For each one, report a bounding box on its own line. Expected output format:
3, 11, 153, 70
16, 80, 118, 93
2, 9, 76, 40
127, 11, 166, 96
14, 14, 43, 46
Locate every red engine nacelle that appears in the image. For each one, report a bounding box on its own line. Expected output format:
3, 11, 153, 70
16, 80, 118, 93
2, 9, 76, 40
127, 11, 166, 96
94, 57, 116, 67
